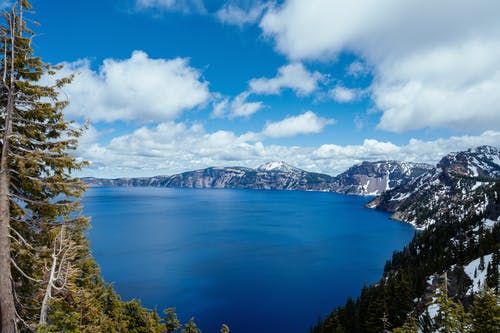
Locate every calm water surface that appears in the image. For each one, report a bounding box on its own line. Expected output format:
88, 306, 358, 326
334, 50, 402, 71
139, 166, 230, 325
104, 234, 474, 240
83, 187, 414, 333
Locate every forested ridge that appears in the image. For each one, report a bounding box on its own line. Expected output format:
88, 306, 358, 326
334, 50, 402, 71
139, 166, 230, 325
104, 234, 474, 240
311, 182, 500, 333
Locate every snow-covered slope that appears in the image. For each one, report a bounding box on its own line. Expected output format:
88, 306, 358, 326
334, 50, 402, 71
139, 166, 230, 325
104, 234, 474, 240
368, 146, 500, 229
256, 161, 303, 173
333, 161, 432, 195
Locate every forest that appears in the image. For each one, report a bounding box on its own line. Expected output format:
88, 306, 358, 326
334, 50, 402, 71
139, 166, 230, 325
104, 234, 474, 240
311, 182, 500, 332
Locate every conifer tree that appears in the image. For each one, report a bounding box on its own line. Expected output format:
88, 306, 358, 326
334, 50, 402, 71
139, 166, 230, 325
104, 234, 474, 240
470, 287, 500, 333
393, 315, 418, 333
181, 317, 201, 333
164, 307, 182, 333
432, 273, 469, 333
0, 1, 87, 330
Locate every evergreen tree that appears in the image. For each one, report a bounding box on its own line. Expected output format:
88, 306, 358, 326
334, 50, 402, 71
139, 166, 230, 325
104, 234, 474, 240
0, 1, 88, 331
470, 287, 500, 333
478, 255, 485, 271
432, 274, 469, 333
164, 307, 182, 333
181, 317, 201, 333
392, 315, 418, 333
0, 2, 171, 332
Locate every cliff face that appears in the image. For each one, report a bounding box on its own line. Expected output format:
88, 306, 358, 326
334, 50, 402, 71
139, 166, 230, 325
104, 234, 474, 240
83, 160, 433, 195
368, 146, 500, 229
333, 161, 432, 195
83, 163, 337, 192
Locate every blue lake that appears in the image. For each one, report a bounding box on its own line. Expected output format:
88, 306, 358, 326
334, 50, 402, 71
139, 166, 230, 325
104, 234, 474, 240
83, 187, 415, 333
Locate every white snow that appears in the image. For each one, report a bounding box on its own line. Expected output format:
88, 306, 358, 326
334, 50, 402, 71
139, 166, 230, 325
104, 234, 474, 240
257, 161, 300, 173
464, 254, 494, 294
471, 181, 485, 191
483, 218, 498, 230
427, 302, 440, 319
390, 192, 412, 201
492, 154, 500, 167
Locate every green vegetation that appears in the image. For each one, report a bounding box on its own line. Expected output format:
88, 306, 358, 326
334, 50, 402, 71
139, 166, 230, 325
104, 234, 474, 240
311, 183, 500, 333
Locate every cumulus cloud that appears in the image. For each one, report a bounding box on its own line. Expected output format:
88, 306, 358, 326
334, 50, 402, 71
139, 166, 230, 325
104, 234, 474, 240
313, 131, 500, 168
76, 121, 500, 178
261, 111, 335, 138
249, 63, 323, 96
216, 1, 269, 27
329, 85, 360, 103
212, 92, 264, 118
135, 0, 206, 13
52, 51, 210, 123
260, 0, 500, 132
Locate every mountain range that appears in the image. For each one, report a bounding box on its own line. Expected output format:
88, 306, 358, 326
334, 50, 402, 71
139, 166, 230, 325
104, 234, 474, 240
83, 160, 432, 196
83, 145, 500, 231
368, 145, 500, 229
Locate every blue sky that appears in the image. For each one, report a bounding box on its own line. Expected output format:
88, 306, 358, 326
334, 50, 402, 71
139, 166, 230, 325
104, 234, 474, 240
19, 0, 500, 177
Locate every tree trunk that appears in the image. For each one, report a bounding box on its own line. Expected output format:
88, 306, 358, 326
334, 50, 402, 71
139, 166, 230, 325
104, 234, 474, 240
0, 107, 16, 333
0, 10, 18, 328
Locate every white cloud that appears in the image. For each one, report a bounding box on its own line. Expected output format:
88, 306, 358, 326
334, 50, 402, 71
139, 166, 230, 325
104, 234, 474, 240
329, 85, 359, 103
261, 111, 335, 138
260, 0, 500, 132
212, 92, 264, 118
53, 51, 210, 123
347, 61, 368, 77
76, 121, 500, 178
216, 1, 269, 27
135, 0, 206, 13
230, 92, 264, 118
249, 63, 323, 96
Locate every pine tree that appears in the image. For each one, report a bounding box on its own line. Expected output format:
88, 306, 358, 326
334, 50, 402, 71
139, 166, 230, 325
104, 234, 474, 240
164, 307, 182, 333
0, 1, 87, 330
432, 273, 469, 333
393, 315, 418, 333
181, 317, 201, 333
470, 287, 500, 333
478, 255, 485, 271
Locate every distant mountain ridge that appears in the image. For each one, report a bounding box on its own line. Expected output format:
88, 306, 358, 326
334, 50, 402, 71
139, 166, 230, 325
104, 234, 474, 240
83, 160, 432, 195
333, 160, 432, 195
368, 145, 500, 229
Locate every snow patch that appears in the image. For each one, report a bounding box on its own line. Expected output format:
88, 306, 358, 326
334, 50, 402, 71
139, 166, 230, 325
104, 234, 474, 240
257, 161, 301, 173
464, 254, 494, 294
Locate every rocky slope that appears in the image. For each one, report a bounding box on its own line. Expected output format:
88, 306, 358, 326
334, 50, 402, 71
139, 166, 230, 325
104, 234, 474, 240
368, 146, 500, 229
83, 160, 433, 195
83, 162, 337, 191
333, 161, 432, 195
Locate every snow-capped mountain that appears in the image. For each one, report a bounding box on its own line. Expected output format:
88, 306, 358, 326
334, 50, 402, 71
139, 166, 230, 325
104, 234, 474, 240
332, 161, 432, 195
83, 165, 336, 192
256, 161, 303, 173
83, 160, 432, 195
368, 146, 500, 229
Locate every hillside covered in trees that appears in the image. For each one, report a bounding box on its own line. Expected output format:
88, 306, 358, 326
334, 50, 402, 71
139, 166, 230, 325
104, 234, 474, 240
311, 181, 500, 332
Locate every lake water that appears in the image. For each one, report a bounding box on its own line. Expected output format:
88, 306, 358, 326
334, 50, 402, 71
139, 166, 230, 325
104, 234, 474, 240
83, 187, 415, 333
